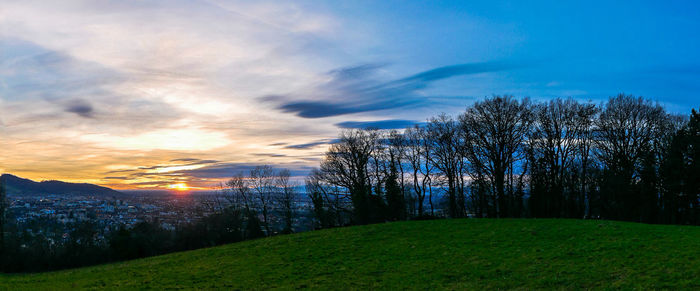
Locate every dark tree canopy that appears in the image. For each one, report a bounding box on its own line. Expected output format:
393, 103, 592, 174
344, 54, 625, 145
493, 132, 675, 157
308, 94, 697, 228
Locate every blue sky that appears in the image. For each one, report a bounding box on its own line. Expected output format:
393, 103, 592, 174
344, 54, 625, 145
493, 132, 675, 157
319, 0, 700, 108
0, 0, 698, 188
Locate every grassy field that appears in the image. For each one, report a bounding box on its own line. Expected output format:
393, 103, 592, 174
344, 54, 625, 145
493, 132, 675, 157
2, 219, 700, 290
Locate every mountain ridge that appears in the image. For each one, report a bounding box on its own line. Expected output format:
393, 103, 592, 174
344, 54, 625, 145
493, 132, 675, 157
0, 173, 123, 197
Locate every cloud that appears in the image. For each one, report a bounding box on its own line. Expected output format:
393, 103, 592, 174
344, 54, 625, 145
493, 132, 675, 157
133, 159, 220, 173
99, 159, 320, 189
252, 153, 287, 158
0, 2, 522, 190
284, 138, 339, 149
64, 99, 94, 118
178, 162, 312, 178
269, 62, 521, 118
0, 1, 351, 190
170, 158, 199, 162
0, 39, 188, 135
124, 181, 176, 187
335, 119, 420, 129
104, 169, 137, 174
183, 159, 220, 165
398, 62, 514, 83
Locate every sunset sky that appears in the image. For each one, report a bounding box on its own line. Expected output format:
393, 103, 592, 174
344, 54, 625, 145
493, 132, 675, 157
1, 0, 699, 190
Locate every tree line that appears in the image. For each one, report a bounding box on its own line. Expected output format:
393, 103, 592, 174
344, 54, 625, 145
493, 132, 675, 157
0, 212, 258, 272
305, 94, 699, 227
0, 165, 300, 272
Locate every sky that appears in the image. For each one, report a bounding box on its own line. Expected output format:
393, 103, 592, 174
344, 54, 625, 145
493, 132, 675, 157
1, 0, 699, 190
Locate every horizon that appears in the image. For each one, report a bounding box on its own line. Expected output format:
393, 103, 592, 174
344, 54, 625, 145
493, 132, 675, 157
2, 0, 699, 190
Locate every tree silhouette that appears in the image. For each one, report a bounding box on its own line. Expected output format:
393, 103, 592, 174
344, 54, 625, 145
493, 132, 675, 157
460, 96, 532, 217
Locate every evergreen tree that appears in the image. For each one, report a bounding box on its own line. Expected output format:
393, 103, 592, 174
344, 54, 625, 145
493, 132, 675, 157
385, 161, 406, 221
245, 211, 265, 239
662, 109, 700, 224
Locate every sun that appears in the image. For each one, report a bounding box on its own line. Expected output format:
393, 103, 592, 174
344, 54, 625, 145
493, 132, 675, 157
167, 183, 189, 191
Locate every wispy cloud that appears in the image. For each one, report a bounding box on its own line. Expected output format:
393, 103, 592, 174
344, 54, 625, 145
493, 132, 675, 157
0, 1, 355, 189
267, 62, 521, 118
252, 153, 288, 158
0, 1, 583, 190
178, 162, 313, 179
335, 119, 420, 129
283, 138, 339, 150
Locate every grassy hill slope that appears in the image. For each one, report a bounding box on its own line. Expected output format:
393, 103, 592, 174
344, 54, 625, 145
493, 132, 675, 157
2, 219, 700, 290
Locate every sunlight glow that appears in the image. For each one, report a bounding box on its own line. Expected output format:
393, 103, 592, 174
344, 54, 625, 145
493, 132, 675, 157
167, 183, 189, 191
152, 164, 207, 174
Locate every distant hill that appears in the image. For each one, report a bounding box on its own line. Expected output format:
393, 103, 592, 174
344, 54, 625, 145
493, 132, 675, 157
0, 174, 123, 197
2, 219, 700, 289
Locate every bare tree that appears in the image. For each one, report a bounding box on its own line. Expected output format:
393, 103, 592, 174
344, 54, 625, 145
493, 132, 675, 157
595, 94, 667, 176
529, 98, 594, 218
306, 168, 350, 228
575, 102, 598, 218
305, 94, 697, 226
460, 96, 532, 217
306, 169, 329, 229
319, 129, 380, 224
250, 165, 276, 235
419, 127, 437, 216
405, 125, 426, 216
387, 130, 409, 214
276, 169, 296, 233
594, 94, 669, 220
226, 173, 253, 213
425, 114, 464, 218
368, 132, 388, 200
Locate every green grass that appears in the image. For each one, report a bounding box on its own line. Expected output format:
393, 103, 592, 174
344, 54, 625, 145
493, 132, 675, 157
2, 219, 700, 290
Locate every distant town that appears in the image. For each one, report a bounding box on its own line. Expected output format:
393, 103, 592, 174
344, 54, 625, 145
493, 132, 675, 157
4, 190, 318, 247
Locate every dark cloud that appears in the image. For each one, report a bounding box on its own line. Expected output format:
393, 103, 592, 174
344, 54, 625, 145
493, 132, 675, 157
111, 161, 315, 189
104, 176, 128, 180
277, 101, 374, 118
268, 62, 522, 118
64, 99, 94, 118
137, 165, 162, 170
179, 163, 313, 178
136, 159, 219, 171
329, 63, 385, 80
268, 142, 288, 146
170, 158, 199, 162
398, 62, 513, 83
252, 153, 287, 158
125, 181, 174, 186
169, 158, 221, 165
284, 138, 339, 150
335, 119, 420, 129
186, 159, 220, 165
